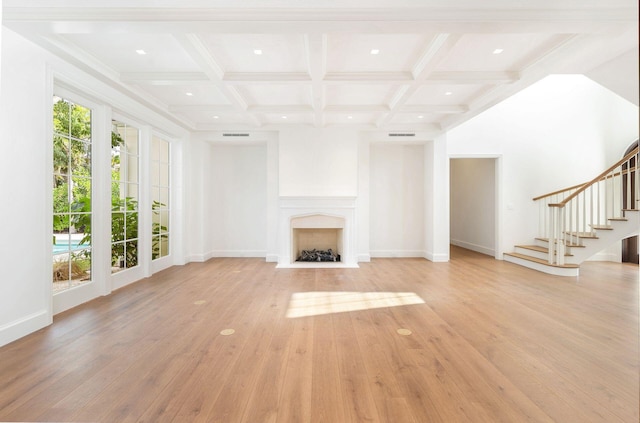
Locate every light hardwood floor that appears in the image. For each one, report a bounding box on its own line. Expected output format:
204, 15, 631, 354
0, 246, 638, 422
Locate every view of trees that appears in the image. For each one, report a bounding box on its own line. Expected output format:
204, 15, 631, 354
53, 97, 170, 288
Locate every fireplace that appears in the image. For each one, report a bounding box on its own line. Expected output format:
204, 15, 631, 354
277, 197, 358, 268
292, 215, 344, 263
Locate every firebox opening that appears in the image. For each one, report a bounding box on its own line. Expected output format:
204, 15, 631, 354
292, 228, 343, 263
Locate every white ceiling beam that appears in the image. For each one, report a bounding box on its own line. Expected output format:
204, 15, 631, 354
247, 105, 314, 113
4, 7, 636, 35
223, 72, 311, 84
305, 33, 327, 127
425, 71, 520, 85
168, 105, 235, 113
173, 33, 263, 127
399, 105, 469, 114
324, 72, 413, 84
324, 105, 390, 113
377, 33, 461, 127
120, 72, 210, 85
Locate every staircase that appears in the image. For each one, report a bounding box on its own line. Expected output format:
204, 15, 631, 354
504, 144, 639, 276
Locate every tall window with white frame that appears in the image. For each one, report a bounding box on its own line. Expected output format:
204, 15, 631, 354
151, 136, 170, 260
52, 97, 92, 292
111, 121, 140, 272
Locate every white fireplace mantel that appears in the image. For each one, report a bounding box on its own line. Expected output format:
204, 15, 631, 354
277, 196, 358, 268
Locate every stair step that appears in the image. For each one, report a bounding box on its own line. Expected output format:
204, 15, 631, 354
535, 237, 584, 248
590, 225, 613, 230
608, 217, 628, 221
563, 231, 598, 239
504, 252, 579, 268
515, 245, 573, 256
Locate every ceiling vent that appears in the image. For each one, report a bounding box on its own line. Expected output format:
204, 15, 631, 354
222, 133, 250, 137
388, 133, 415, 137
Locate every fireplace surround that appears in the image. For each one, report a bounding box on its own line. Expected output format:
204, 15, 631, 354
277, 197, 358, 268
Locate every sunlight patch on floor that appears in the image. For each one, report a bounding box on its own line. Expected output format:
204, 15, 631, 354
286, 291, 425, 318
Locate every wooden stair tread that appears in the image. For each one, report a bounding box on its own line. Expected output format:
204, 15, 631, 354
608, 217, 628, 221
563, 231, 598, 239
516, 245, 573, 256
504, 252, 579, 268
590, 225, 613, 230
535, 237, 584, 248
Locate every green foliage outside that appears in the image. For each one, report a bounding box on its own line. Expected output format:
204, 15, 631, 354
53, 100, 168, 275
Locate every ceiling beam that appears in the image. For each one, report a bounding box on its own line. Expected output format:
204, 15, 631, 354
173, 33, 263, 127
121, 72, 210, 85
305, 33, 326, 127
377, 33, 461, 127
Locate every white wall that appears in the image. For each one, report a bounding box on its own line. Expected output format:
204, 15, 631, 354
450, 158, 496, 256
447, 74, 639, 255
0, 28, 52, 346
184, 139, 212, 261
0, 28, 189, 347
279, 127, 358, 196
210, 144, 267, 256
369, 144, 425, 257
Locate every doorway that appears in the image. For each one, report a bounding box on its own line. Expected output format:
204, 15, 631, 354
450, 158, 500, 258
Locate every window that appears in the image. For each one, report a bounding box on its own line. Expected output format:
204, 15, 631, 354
111, 120, 140, 272
52, 97, 92, 292
151, 136, 170, 260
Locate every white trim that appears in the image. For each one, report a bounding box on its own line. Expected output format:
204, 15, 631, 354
424, 251, 450, 262
53, 282, 103, 315
212, 250, 267, 258
0, 310, 51, 348
370, 250, 426, 258
450, 239, 495, 257
586, 252, 620, 262
357, 253, 371, 262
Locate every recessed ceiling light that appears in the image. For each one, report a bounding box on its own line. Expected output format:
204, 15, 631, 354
418, 115, 424, 119
281, 115, 287, 119
213, 115, 219, 119
254, 49, 262, 55
348, 116, 353, 119
445, 91, 453, 96
185, 92, 193, 96
135, 49, 146, 55
493, 48, 504, 55
370, 49, 380, 55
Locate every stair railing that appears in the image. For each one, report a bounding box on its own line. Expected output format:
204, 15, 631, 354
533, 145, 638, 265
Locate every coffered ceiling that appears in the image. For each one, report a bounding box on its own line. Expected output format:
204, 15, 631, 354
3, 0, 638, 135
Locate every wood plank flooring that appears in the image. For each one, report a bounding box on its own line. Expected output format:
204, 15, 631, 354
0, 246, 637, 422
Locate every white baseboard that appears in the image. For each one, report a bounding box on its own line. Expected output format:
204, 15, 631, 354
425, 252, 450, 262
451, 239, 495, 257
186, 251, 215, 262
370, 250, 425, 258
357, 254, 371, 262
0, 310, 51, 348
586, 252, 621, 262
265, 254, 279, 263
211, 250, 266, 258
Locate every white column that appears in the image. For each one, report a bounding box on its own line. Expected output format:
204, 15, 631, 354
424, 133, 450, 262
356, 135, 371, 262
266, 135, 280, 262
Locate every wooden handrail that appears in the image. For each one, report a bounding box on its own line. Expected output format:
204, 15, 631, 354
553, 146, 638, 208
536, 166, 638, 202
532, 182, 586, 201
533, 146, 638, 202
